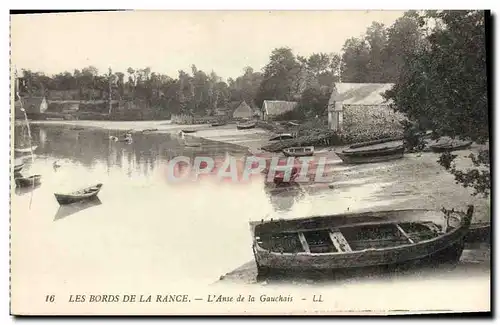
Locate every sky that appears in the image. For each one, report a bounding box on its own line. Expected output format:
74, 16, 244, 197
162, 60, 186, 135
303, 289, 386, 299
11, 10, 405, 80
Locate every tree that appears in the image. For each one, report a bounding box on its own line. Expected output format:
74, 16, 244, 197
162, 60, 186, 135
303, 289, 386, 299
255, 47, 301, 106
298, 86, 331, 118
385, 10, 489, 197
382, 11, 426, 82
341, 37, 371, 82
365, 22, 388, 82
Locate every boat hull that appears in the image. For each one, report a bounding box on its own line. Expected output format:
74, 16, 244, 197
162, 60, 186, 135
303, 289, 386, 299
254, 239, 466, 276
253, 229, 467, 272
54, 184, 103, 205
251, 208, 473, 274
13, 164, 24, 173
429, 141, 472, 153
283, 151, 314, 157
337, 148, 404, 164
15, 175, 42, 188
181, 130, 197, 133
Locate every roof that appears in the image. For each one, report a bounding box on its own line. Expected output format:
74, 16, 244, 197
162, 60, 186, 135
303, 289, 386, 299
263, 100, 298, 116
329, 83, 394, 106
233, 101, 254, 118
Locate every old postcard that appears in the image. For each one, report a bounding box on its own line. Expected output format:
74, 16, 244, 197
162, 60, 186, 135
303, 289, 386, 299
10, 10, 491, 315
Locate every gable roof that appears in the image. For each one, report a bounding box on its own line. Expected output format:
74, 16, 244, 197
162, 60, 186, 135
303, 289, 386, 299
329, 83, 394, 106
263, 100, 298, 116
233, 101, 254, 118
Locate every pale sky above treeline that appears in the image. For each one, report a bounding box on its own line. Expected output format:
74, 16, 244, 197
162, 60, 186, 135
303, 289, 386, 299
11, 10, 405, 80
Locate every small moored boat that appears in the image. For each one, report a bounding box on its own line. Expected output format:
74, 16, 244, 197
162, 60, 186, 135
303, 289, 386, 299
54, 183, 103, 205
337, 138, 404, 164
15, 174, 42, 188
250, 206, 474, 275
13, 162, 24, 173
14, 145, 38, 154
283, 146, 314, 157
236, 122, 256, 130
429, 139, 473, 153
181, 129, 197, 134
211, 121, 226, 127
269, 134, 295, 141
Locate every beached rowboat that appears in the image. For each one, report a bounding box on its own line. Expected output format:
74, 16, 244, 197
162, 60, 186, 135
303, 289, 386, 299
429, 140, 473, 153
250, 206, 474, 275
15, 174, 42, 188
181, 129, 197, 134
13, 163, 24, 173
269, 134, 295, 141
211, 121, 226, 127
337, 138, 404, 164
54, 183, 103, 205
283, 146, 314, 157
236, 122, 256, 130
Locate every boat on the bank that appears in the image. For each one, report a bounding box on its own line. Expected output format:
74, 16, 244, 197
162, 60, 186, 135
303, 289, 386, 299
269, 133, 295, 141
54, 183, 103, 205
185, 142, 202, 148
283, 146, 314, 157
337, 138, 404, 164
250, 206, 474, 275
15, 174, 42, 188
464, 222, 491, 244
211, 121, 226, 127
428, 139, 473, 153
181, 129, 197, 134
13, 162, 24, 173
14, 145, 38, 154
236, 122, 256, 130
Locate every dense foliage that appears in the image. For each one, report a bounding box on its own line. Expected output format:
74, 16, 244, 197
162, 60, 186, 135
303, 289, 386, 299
384, 10, 490, 197
17, 13, 430, 119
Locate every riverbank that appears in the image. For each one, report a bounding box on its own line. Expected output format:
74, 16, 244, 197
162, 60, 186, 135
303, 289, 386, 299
28, 119, 273, 153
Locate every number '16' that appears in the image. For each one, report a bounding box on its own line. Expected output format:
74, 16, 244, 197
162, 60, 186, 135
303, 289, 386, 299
45, 295, 55, 303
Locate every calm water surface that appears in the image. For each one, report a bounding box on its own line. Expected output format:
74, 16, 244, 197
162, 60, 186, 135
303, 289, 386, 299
11, 125, 329, 290
11, 124, 490, 297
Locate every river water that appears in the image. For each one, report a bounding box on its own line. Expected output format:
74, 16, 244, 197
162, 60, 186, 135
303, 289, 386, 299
11, 124, 490, 301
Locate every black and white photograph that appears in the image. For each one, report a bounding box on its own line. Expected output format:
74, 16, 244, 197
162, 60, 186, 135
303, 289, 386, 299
9, 10, 491, 315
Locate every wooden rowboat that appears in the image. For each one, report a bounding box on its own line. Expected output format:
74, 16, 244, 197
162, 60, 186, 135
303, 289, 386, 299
269, 134, 294, 141
54, 183, 103, 205
250, 206, 474, 275
13, 163, 24, 173
429, 139, 472, 153
337, 138, 404, 164
236, 122, 256, 130
15, 174, 42, 188
181, 129, 197, 134
283, 146, 314, 157
14, 145, 38, 154
211, 121, 226, 127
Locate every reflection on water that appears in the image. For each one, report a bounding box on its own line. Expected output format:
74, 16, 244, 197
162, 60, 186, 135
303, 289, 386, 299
12, 124, 313, 289
54, 197, 102, 221
12, 124, 488, 292
14, 183, 42, 196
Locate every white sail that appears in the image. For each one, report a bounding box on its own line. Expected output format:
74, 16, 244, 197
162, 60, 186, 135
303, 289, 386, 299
40, 96, 48, 113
